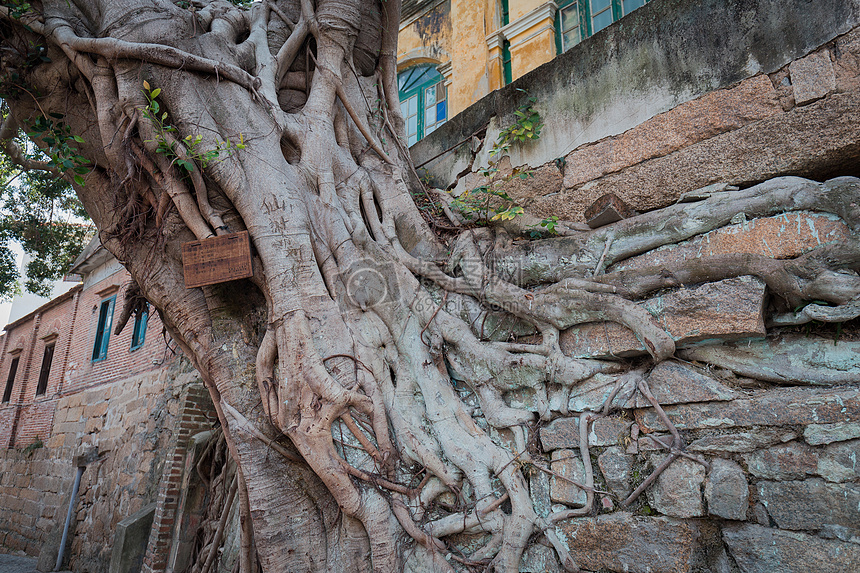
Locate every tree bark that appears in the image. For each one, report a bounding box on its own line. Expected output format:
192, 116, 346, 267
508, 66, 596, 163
1, 2, 858, 572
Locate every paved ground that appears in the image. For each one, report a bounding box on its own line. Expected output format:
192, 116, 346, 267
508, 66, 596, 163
0, 554, 72, 573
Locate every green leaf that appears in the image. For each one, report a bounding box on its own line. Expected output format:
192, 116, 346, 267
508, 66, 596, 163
72, 135, 85, 143
150, 87, 161, 98
73, 174, 85, 186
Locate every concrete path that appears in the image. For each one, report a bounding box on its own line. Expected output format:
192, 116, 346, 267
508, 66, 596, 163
0, 553, 72, 573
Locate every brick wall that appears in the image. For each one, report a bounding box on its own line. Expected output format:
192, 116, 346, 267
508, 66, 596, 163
0, 266, 171, 451
141, 384, 217, 573
62, 271, 170, 397
0, 262, 215, 572
0, 360, 211, 572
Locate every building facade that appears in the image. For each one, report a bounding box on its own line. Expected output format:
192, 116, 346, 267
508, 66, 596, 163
397, 0, 651, 143
0, 240, 216, 572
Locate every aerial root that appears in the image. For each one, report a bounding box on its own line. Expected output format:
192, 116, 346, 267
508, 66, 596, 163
620, 378, 707, 508
200, 473, 238, 573
446, 233, 676, 360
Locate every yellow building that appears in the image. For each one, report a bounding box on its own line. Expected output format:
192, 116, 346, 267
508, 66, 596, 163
397, 0, 651, 144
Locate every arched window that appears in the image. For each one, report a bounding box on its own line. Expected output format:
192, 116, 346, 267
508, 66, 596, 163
398, 64, 447, 145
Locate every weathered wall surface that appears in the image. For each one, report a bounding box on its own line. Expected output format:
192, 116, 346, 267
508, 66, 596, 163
0, 360, 210, 573
408, 1, 860, 571
0, 262, 216, 573
414, 0, 860, 222
398, 0, 452, 70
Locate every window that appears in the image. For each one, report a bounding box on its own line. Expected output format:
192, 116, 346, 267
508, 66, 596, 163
130, 304, 149, 351
502, 40, 513, 86
622, 0, 647, 15
556, 0, 650, 53
35, 344, 55, 397
398, 65, 447, 145
590, 0, 613, 34
2, 357, 19, 403
558, 3, 582, 52
92, 296, 116, 361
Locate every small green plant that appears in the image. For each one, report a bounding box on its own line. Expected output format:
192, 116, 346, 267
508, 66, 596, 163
451, 90, 545, 224
141, 81, 245, 173
26, 114, 90, 185
528, 216, 560, 238
6, 1, 32, 20
21, 436, 43, 458
492, 90, 544, 158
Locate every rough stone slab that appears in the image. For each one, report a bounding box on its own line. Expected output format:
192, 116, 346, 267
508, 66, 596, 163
108, 503, 156, 573
560, 276, 766, 359
804, 422, 860, 445
647, 455, 705, 518
562, 75, 782, 190
723, 523, 860, 573
630, 361, 737, 408
818, 440, 860, 483
610, 211, 849, 273
638, 433, 673, 452
688, 428, 798, 453
584, 193, 636, 228
553, 512, 700, 573
529, 466, 552, 518
550, 449, 587, 507
567, 373, 621, 413
752, 503, 770, 526
790, 50, 837, 105
520, 542, 560, 573
756, 479, 860, 536
742, 441, 818, 480
537, 90, 860, 222
540, 417, 580, 451
635, 387, 860, 432
495, 161, 563, 205
597, 446, 633, 500
704, 458, 748, 520
679, 335, 860, 386
589, 417, 632, 447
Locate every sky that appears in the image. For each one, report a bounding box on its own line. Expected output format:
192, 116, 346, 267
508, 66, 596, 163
0, 242, 24, 327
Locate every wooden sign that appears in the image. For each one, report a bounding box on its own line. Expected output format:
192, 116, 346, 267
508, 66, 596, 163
182, 231, 253, 288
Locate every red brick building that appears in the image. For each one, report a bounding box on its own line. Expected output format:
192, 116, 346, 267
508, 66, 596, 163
0, 241, 168, 450
0, 240, 216, 571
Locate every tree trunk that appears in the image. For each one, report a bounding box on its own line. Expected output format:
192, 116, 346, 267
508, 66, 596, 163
1, 1, 858, 571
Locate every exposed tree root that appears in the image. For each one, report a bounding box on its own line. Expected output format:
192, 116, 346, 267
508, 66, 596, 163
2, 2, 860, 572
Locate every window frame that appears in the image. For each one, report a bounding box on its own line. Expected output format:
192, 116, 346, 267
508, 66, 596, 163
130, 304, 149, 352
502, 39, 513, 86
2, 356, 19, 403
92, 295, 116, 362
398, 65, 447, 146
555, 0, 649, 54
35, 343, 55, 397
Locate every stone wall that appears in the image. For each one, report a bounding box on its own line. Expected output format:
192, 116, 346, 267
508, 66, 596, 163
0, 359, 211, 573
408, 1, 860, 571
414, 0, 860, 222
